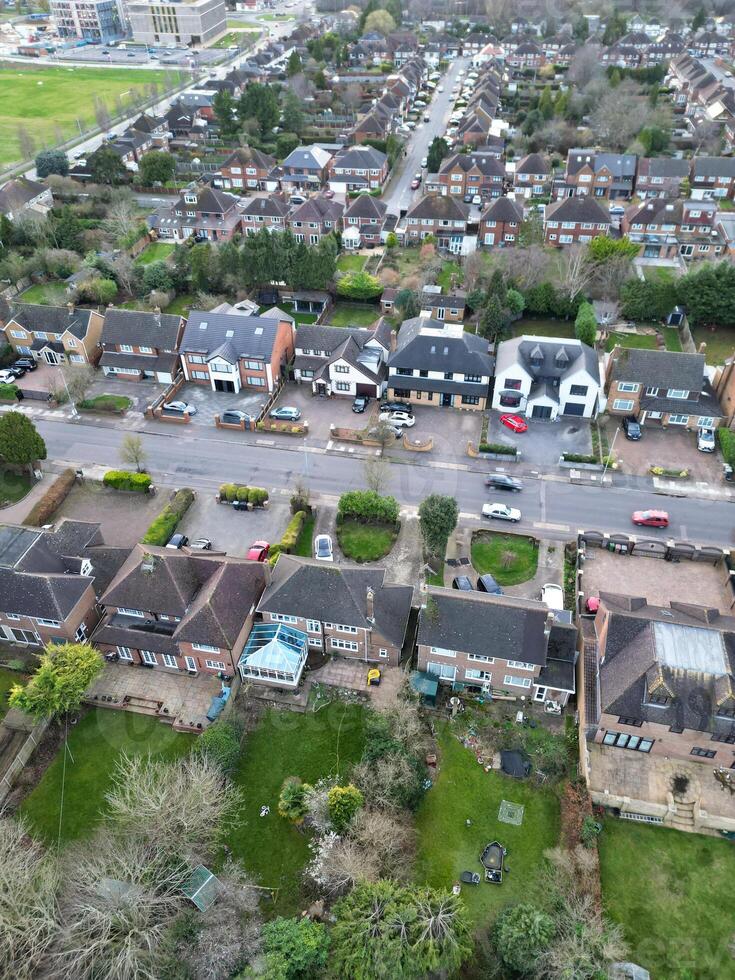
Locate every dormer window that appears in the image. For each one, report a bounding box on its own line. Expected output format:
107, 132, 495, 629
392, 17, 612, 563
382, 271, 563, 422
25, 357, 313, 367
184, 194, 197, 204
555, 346, 569, 365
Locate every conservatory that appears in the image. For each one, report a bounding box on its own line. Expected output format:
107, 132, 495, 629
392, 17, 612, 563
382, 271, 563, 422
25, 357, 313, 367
237, 623, 309, 688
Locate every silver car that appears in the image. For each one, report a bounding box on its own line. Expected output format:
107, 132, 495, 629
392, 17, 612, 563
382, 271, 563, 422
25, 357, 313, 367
163, 400, 197, 415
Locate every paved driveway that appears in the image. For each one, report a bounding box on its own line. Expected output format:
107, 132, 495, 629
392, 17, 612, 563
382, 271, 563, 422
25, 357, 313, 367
85, 377, 164, 413
611, 422, 723, 483
403, 404, 483, 462
176, 492, 292, 558
175, 383, 270, 428
274, 384, 379, 442
488, 411, 593, 468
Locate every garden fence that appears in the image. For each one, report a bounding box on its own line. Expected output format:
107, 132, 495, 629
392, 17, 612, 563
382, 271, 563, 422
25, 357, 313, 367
0, 716, 51, 806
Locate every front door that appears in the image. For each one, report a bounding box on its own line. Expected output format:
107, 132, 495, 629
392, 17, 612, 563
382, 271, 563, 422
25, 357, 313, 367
44, 350, 61, 365
214, 379, 235, 393
441, 393, 453, 407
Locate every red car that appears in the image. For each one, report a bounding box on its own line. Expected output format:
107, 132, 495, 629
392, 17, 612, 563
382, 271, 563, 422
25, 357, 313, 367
500, 414, 528, 433
246, 540, 270, 561
410, 178, 421, 190
585, 596, 600, 613
632, 510, 669, 528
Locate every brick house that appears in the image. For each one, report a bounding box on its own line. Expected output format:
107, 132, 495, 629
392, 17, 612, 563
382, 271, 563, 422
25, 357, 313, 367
513, 152, 551, 199
419, 284, 467, 322
153, 186, 243, 243
0, 521, 127, 649
622, 198, 724, 261
544, 197, 611, 246
92, 544, 267, 677
4, 303, 103, 365
401, 195, 469, 252
560, 150, 637, 200
341, 194, 389, 249
417, 588, 577, 706
180, 309, 295, 394
690, 156, 735, 200
241, 194, 291, 236
279, 145, 334, 191
0, 177, 53, 221
350, 110, 391, 144
287, 195, 343, 244
506, 40, 545, 69
605, 346, 723, 429
436, 152, 504, 199
99, 308, 184, 383
292, 320, 390, 398
634, 157, 690, 199
214, 145, 276, 192
328, 144, 389, 193
256, 555, 413, 667
478, 196, 524, 247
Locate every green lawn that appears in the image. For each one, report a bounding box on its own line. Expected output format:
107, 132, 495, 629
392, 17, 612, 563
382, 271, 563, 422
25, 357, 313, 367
415, 730, 560, 928
641, 265, 677, 283
21, 709, 193, 846
512, 317, 576, 339
605, 328, 682, 353
0, 667, 26, 721
328, 303, 379, 328
691, 324, 735, 366
226, 703, 367, 916
437, 260, 464, 291
78, 394, 131, 413
294, 513, 315, 557
0, 467, 32, 506
164, 293, 196, 316
19, 281, 68, 306
133, 242, 175, 266
336, 254, 366, 274
210, 30, 255, 48
227, 18, 261, 28
600, 819, 735, 980
471, 531, 539, 586
337, 520, 397, 562
0, 65, 171, 166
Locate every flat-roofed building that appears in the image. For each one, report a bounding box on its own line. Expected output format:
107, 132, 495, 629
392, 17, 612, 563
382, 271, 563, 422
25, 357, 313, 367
127, 0, 226, 46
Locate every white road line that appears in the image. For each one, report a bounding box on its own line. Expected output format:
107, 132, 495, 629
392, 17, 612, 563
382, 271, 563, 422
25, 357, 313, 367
533, 521, 570, 532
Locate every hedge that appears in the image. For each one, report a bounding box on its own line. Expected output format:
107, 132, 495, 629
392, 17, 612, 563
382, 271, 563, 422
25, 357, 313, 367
219, 483, 269, 506
479, 443, 517, 456
0, 383, 18, 401
23, 468, 76, 527
561, 452, 598, 464
718, 427, 735, 467
197, 719, 242, 774
141, 487, 194, 546
279, 510, 306, 554
103, 470, 152, 493
337, 490, 399, 526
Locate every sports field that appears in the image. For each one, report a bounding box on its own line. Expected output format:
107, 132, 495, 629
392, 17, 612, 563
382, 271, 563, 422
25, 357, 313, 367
0, 64, 174, 166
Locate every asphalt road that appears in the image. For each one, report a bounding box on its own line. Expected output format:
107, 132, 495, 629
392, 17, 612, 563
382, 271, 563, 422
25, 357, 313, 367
383, 56, 469, 216
36, 417, 734, 549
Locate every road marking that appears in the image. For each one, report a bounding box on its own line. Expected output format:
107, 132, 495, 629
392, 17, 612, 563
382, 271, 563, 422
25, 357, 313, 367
255, 439, 275, 446
533, 521, 570, 532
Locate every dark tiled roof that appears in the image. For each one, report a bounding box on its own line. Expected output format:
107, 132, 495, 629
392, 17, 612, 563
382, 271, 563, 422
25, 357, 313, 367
9, 303, 94, 340
344, 195, 388, 220
609, 347, 706, 391
545, 197, 611, 224
242, 195, 290, 218
637, 157, 690, 179
692, 156, 735, 178
405, 195, 469, 221
181, 310, 289, 359
0, 177, 49, 213
99, 351, 180, 375
222, 145, 276, 171
481, 197, 524, 223
390, 317, 493, 376
515, 152, 549, 176
101, 308, 181, 350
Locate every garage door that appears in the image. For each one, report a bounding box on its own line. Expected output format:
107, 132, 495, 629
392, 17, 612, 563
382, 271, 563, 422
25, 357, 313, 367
356, 383, 374, 396
531, 405, 552, 419
562, 402, 585, 416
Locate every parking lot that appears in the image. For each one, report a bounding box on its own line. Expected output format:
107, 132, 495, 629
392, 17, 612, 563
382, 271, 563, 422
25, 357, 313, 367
611, 422, 723, 483
176, 492, 291, 558
488, 411, 593, 467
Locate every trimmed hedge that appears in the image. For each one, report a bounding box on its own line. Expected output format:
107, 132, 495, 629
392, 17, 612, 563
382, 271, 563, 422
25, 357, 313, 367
561, 452, 598, 464
479, 442, 517, 456
0, 383, 18, 401
719, 427, 735, 467
280, 510, 306, 554
219, 483, 269, 506
103, 470, 152, 493
23, 468, 76, 527
337, 490, 399, 526
141, 487, 194, 546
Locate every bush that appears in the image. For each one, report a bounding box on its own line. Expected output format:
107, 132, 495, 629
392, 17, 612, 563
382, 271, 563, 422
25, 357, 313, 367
718, 427, 735, 467
248, 486, 268, 507
236, 486, 250, 502
219, 483, 238, 502
574, 301, 597, 347
23, 469, 76, 527
335, 270, 383, 300
0, 383, 18, 401
141, 487, 194, 545
479, 442, 517, 455
197, 720, 242, 774
278, 776, 311, 823
337, 490, 399, 526
280, 510, 306, 553
219, 483, 268, 506
562, 452, 598, 464
103, 469, 152, 493
580, 814, 602, 848
328, 784, 364, 833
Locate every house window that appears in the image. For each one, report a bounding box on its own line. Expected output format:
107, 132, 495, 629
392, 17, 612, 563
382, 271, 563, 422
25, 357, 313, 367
247, 377, 266, 386
335, 381, 350, 392
465, 374, 482, 383
427, 661, 456, 680
192, 642, 219, 653
331, 638, 359, 652
711, 730, 735, 743
379, 649, 388, 658
465, 668, 492, 681
120, 344, 134, 353
602, 731, 653, 752
75, 623, 87, 642
118, 607, 145, 617
618, 716, 643, 727
308, 637, 323, 647
192, 371, 209, 380
462, 395, 480, 405
617, 383, 639, 393
613, 399, 635, 412
667, 414, 689, 425
335, 364, 349, 373
503, 675, 532, 688
468, 653, 495, 663
325, 623, 358, 634
35, 618, 61, 628
569, 385, 588, 396
117, 646, 133, 660
691, 747, 716, 758
243, 360, 261, 370
10, 330, 26, 339
698, 416, 715, 427
506, 660, 535, 671
184, 656, 197, 671
270, 614, 298, 624
645, 386, 658, 396
138, 346, 153, 354
162, 654, 178, 669
429, 646, 456, 658
67, 337, 77, 347
141, 650, 157, 666
666, 389, 689, 399
306, 620, 320, 633
188, 354, 205, 364
205, 659, 226, 670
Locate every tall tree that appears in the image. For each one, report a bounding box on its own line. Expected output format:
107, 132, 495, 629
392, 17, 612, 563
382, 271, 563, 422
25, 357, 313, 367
281, 89, 305, 136
286, 49, 302, 76
35, 149, 68, 178
213, 90, 239, 138
363, 8, 395, 34
88, 145, 126, 185
238, 83, 280, 139
0, 411, 46, 477
426, 136, 448, 174
138, 150, 175, 186
418, 494, 459, 558
9, 642, 102, 719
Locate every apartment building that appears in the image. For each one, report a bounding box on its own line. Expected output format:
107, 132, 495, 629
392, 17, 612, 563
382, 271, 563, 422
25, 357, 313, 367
127, 0, 227, 46
50, 0, 124, 42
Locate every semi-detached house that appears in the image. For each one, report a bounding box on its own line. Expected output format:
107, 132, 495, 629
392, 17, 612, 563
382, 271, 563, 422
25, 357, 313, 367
99, 308, 184, 384
544, 197, 611, 246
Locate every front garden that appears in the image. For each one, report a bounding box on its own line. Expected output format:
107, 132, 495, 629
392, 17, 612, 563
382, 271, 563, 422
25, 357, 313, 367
471, 531, 539, 586
0, 467, 32, 507
335, 490, 399, 562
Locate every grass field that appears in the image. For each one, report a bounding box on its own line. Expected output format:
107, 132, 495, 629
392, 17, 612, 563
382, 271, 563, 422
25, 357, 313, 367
337, 520, 397, 562
226, 703, 367, 916
599, 819, 735, 980
0, 467, 32, 506
328, 303, 379, 328
471, 530, 539, 586
21, 708, 193, 845
415, 729, 560, 928
0, 667, 26, 722
133, 242, 175, 266
210, 30, 257, 48
336, 254, 366, 273
0, 65, 172, 166
19, 281, 68, 305
604, 329, 682, 353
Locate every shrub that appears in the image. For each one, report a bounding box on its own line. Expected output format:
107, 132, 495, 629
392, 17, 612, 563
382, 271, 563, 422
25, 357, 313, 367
236, 486, 250, 502
337, 490, 399, 526
479, 442, 517, 455
248, 486, 268, 507
0, 383, 18, 401
335, 270, 383, 300
562, 452, 599, 464
718, 427, 735, 467
141, 487, 194, 545
197, 720, 242, 774
278, 777, 311, 823
169, 487, 195, 517
23, 469, 76, 527
328, 784, 364, 833
103, 469, 152, 493
574, 301, 597, 347
580, 815, 602, 848
280, 511, 306, 553
219, 483, 238, 502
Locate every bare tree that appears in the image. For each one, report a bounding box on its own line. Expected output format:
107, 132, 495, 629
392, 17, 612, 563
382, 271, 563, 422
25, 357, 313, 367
120, 434, 148, 473
16, 124, 36, 162
0, 818, 59, 980
352, 752, 418, 812
93, 96, 111, 131
307, 831, 381, 895
554, 246, 594, 302
692, 118, 723, 155
101, 195, 139, 245
461, 251, 490, 293
350, 808, 415, 881
500, 245, 551, 291
58, 363, 95, 405
363, 454, 391, 495
567, 45, 603, 88
370, 419, 400, 451
342, 83, 363, 111
592, 253, 633, 302
110, 253, 137, 297
590, 80, 650, 151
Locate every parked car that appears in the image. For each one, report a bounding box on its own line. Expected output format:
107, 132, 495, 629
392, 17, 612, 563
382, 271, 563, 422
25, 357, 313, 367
421, 156, 428, 167
190, 537, 212, 550
423, 114, 430, 122
246, 540, 270, 562
541, 583, 564, 610
163, 400, 197, 415
500, 413, 528, 433
463, 192, 473, 203
622, 416, 641, 440
380, 400, 413, 414
472, 194, 482, 206
0, 370, 17, 384
352, 395, 369, 413
232, 500, 251, 511
697, 426, 715, 452
485, 474, 523, 492
379, 411, 415, 428
221, 409, 248, 425
482, 502, 521, 522
632, 509, 669, 528
437, 85, 444, 92
6, 365, 26, 378
314, 533, 334, 562
410, 177, 421, 190
324, 188, 335, 199
452, 575, 474, 591
477, 573, 503, 595
270, 406, 301, 421
166, 533, 189, 549
13, 358, 36, 371
369, 423, 401, 440
289, 194, 306, 205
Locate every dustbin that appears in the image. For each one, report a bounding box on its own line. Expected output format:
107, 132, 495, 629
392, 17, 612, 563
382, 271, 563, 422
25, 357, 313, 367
724, 464, 734, 483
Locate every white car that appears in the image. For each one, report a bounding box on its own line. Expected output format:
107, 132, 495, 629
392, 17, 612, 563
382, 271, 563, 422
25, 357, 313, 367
163, 400, 197, 415
541, 583, 564, 611
697, 426, 716, 452
437, 85, 444, 92
472, 194, 482, 205
421, 156, 428, 167
379, 411, 415, 428
314, 533, 334, 562
482, 502, 521, 523
0, 370, 16, 384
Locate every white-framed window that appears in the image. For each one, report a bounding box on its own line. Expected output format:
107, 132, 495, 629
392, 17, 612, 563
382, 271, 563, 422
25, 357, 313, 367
427, 661, 456, 680
35, 618, 61, 628
270, 614, 298, 624
162, 654, 178, 669
10, 330, 26, 339
468, 653, 495, 663
66, 336, 77, 347
141, 650, 157, 666
465, 668, 492, 681
331, 638, 359, 652
325, 623, 358, 634
645, 386, 658, 396
559, 234, 573, 244
379, 649, 388, 658
75, 623, 87, 642
4, 613, 20, 621
308, 636, 323, 647
120, 344, 134, 353
666, 389, 689, 399
306, 620, 321, 633
430, 645, 456, 658
192, 642, 219, 653
617, 382, 639, 393
668, 414, 689, 425
205, 660, 226, 670
506, 660, 535, 671
117, 646, 133, 660
184, 656, 197, 671
504, 674, 532, 688
118, 607, 145, 617
698, 416, 714, 427
247, 376, 266, 387
613, 399, 635, 412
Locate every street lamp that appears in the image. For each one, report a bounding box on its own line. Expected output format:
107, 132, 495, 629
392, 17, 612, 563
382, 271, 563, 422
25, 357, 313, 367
57, 363, 78, 419
601, 425, 618, 484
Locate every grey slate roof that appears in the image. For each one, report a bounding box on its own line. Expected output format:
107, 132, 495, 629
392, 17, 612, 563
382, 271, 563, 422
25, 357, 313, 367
691, 156, 735, 178
608, 347, 706, 391
405, 195, 469, 222
545, 197, 611, 225
637, 157, 690, 179
497, 335, 599, 382
181, 310, 290, 360
8, 303, 94, 340
258, 555, 413, 647
481, 197, 524, 223
0, 177, 48, 214
296, 322, 390, 356
515, 152, 549, 176
333, 145, 387, 170
102, 308, 181, 351
390, 317, 493, 376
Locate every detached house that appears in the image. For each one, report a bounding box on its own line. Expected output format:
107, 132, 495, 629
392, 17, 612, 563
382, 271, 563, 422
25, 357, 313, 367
342, 195, 389, 249
561, 150, 637, 200
605, 347, 723, 429
436, 152, 504, 199
513, 152, 551, 199
214, 145, 277, 191
544, 197, 611, 246
280, 145, 334, 190
387, 317, 493, 410
401, 195, 469, 253
153, 186, 243, 243
241, 194, 290, 235
493, 335, 601, 420
417, 588, 577, 707
92, 544, 267, 678
478, 196, 524, 247
180, 309, 295, 394
4, 303, 103, 365
287, 195, 343, 244
329, 144, 389, 193
99, 308, 184, 383
293, 320, 390, 398
0, 177, 53, 221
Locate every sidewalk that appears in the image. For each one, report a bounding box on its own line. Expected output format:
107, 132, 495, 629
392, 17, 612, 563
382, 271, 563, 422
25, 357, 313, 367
0, 461, 69, 525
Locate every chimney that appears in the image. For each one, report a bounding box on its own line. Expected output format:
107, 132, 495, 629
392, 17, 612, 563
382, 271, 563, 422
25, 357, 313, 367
544, 609, 555, 645
699, 341, 707, 354
389, 329, 397, 352
154, 306, 161, 327
67, 301, 74, 317
366, 586, 375, 622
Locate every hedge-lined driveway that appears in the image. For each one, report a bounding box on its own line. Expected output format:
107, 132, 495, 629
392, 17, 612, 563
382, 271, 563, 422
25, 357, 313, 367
176, 492, 291, 558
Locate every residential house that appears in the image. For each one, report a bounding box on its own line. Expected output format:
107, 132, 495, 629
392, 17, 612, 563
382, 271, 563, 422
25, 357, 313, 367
4, 303, 103, 365
436, 152, 505, 199
109, 125, 156, 172
600, 43, 641, 69
544, 197, 611, 246
163, 102, 207, 142
99, 308, 184, 383
350, 109, 392, 144
690, 156, 735, 200
0, 521, 128, 649
287, 195, 343, 245
419, 284, 466, 323
255, 554, 413, 669
417, 587, 577, 706
341, 195, 389, 249
279, 145, 334, 191
560, 150, 637, 200
622, 198, 724, 261
92, 544, 267, 678
493, 335, 601, 420
152, 186, 243, 243
328, 144, 389, 193
605, 346, 723, 429
478, 196, 524, 247
0, 177, 53, 221
634, 158, 690, 199
240, 194, 290, 236
401, 195, 469, 253
180, 309, 294, 394
387, 317, 493, 410
513, 152, 551, 199
293, 320, 390, 398
690, 31, 730, 58
214, 146, 276, 192
506, 39, 545, 69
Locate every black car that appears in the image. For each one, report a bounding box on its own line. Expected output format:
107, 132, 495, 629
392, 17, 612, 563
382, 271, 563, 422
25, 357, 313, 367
166, 533, 189, 549
352, 395, 369, 413
452, 575, 474, 591
232, 500, 250, 511
622, 416, 642, 440
477, 573, 503, 595
13, 358, 37, 371
7, 365, 26, 378
485, 474, 523, 492
379, 400, 413, 415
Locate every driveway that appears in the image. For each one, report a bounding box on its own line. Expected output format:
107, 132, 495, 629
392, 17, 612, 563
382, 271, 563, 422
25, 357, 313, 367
488, 411, 593, 468
399, 404, 483, 462
84, 377, 164, 414
611, 422, 723, 483
176, 492, 292, 558
274, 384, 379, 442
174, 383, 270, 428
54, 482, 166, 548
15, 362, 60, 396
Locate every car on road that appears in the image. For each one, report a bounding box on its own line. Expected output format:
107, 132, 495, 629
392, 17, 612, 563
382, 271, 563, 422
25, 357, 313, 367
472, 194, 482, 205
352, 395, 369, 413
13, 358, 37, 371
166, 533, 189, 549
622, 416, 641, 440
452, 575, 473, 591
421, 156, 428, 167
463, 192, 473, 203
423, 114, 430, 122
221, 409, 249, 425
477, 573, 503, 595
632, 509, 669, 528
485, 474, 523, 492
541, 583, 564, 610
270, 406, 301, 421
380, 400, 413, 414
697, 426, 716, 452
437, 84, 444, 92
324, 188, 335, 198
500, 413, 528, 433
314, 533, 334, 562
482, 502, 521, 523
163, 400, 197, 415
410, 177, 421, 190
246, 540, 270, 562
190, 537, 212, 550
379, 411, 415, 427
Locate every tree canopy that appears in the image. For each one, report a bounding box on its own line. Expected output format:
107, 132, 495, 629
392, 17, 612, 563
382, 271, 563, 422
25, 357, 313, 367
0, 412, 46, 473
9, 642, 102, 720
418, 494, 459, 557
